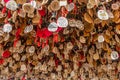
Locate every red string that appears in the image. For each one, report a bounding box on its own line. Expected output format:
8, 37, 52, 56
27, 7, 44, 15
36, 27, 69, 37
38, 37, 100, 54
53, 33, 58, 43
45, 39, 48, 45
7, 10, 11, 18
42, 42, 45, 48
54, 55, 59, 67
69, 0, 73, 3
37, 41, 40, 47
21, 76, 26, 80
14, 28, 21, 47
61, 7, 68, 17
73, 3, 77, 14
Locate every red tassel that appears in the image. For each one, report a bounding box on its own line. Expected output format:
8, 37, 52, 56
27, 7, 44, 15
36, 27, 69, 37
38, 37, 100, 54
2, 50, 10, 58
38, 9, 46, 17
0, 59, 4, 65
2, 6, 6, 14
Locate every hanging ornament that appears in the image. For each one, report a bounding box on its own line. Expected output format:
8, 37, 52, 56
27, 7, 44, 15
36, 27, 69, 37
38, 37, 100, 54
59, 0, 67, 6
97, 10, 109, 20
3, 23, 12, 33
87, 2, 94, 9
30, 0, 37, 8
111, 51, 119, 60
18, 9, 26, 18
66, 2, 74, 11
6, 0, 18, 11
20, 64, 27, 71
57, 17, 68, 27
50, 0, 60, 11
106, 10, 114, 18
22, 3, 34, 13
28, 46, 35, 54
69, 19, 76, 27
111, 3, 119, 10
24, 25, 33, 33
43, 45, 50, 52
98, 35, 104, 43
48, 22, 58, 32
0, 29, 4, 36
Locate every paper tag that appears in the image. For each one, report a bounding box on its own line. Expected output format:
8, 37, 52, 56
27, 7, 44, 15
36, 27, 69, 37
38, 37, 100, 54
21, 64, 26, 71
97, 10, 109, 20
59, 1, 67, 6
3, 23, 12, 33
98, 35, 104, 43
66, 3, 74, 11
29, 46, 35, 53
24, 25, 33, 33
106, 10, 114, 18
111, 51, 119, 60
57, 17, 68, 27
30, 0, 36, 8
6, 0, 18, 11
48, 22, 58, 32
